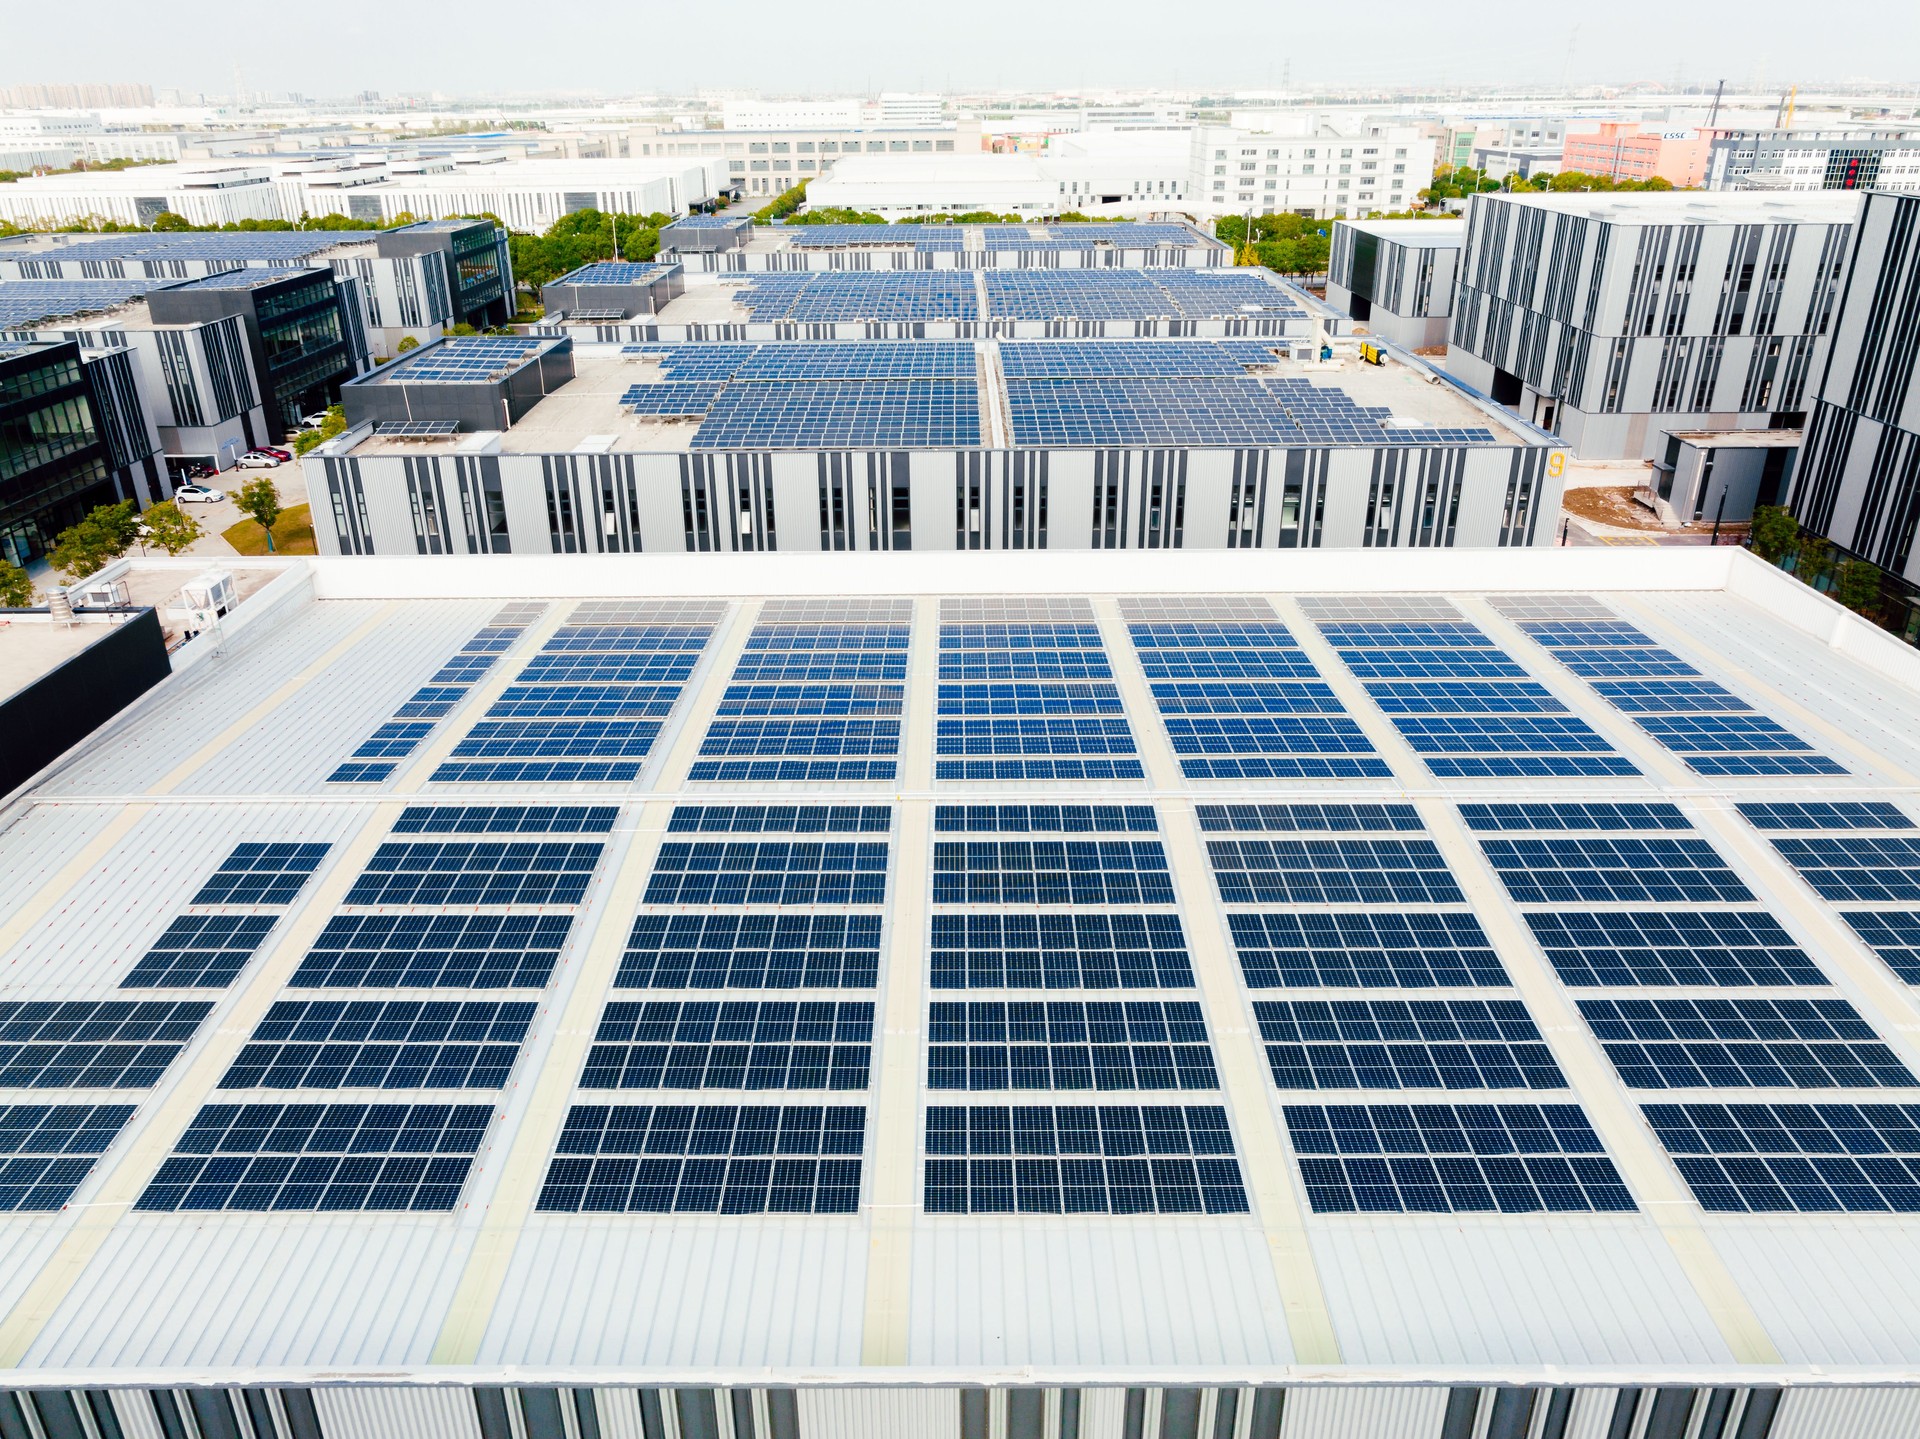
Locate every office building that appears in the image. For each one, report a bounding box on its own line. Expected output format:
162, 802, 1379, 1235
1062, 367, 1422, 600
1, 543, 1919, 1434
1192, 123, 1435, 221
1709, 130, 1920, 194
0, 219, 514, 354
1562, 124, 1711, 188
721, 98, 865, 131
0, 162, 284, 229
1790, 190, 1920, 585
1325, 219, 1464, 348
1448, 192, 1858, 459
656, 220, 1226, 275
307, 275, 1559, 558
634, 127, 969, 203
875, 92, 944, 128
0, 337, 160, 565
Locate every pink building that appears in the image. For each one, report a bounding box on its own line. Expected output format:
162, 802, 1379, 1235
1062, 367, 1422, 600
1561, 122, 1710, 187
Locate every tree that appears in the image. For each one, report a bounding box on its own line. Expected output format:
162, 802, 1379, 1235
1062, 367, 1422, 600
48, 500, 139, 579
1796, 533, 1833, 587
139, 499, 201, 556
448, 322, 479, 337
292, 404, 348, 456
396, 335, 420, 352
0, 560, 33, 608
234, 478, 284, 552
1748, 505, 1799, 562
1834, 558, 1883, 615
150, 211, 193, 231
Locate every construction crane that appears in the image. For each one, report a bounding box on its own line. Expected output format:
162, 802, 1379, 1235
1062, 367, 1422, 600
1706, 79, 1726, 130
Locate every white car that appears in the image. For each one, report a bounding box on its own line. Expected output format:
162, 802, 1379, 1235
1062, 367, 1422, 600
295, 412, 331, 431
235, 451, 282, 469
173, 484, 225, 504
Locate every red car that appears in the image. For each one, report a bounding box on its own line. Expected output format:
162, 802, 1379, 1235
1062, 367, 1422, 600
250, 446, 293, 462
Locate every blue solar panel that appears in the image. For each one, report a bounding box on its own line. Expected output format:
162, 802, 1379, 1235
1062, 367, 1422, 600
384, 336, 542, 384
618, 914, 882, 989
644, 842, 889, 906
695, 622, 908, 781
935, 620, 1140, 779
1208, 838, 1464, 905
582, 1001, 873, 1090
1230, 912, 1508, 989
1579, 996, 1912, 1089
0, 1104, 137, 1211
1284, 1103, 1635, 1213
1458, 802, 1692, 832
0, 279, 178, 326
345, 842, 602, 906
666, 804, 893, 833
1844, 913, 1920, 985
191, 843, 331, 906
935, 804, 1158, 833
1256, 999, 1565, 1091
1739, 801, 1913, 831
0, 1002, 210, 1090
924, 1104, 1247, 1214
1524, 911, 1826, 987
692, 379, 980, 449
621, 381, 724, 416
931, 913, 1192, 989
1770, 836, 1920, 901
221, 1000, 534, 1090
136, 1103, 491, 1212
1364, 681, 1567, 714
291, 914, 574, 990
1000, 340, 1277, 379
1644, 1102, 1920, 1212
537, 1104, 864, 1214
929, 1001, 1217, 1091
933, 841, 1173, 906
557, 261, 675, 285
734, 342, 976, 382
1481, 837, 1751, 904
731, 271, 978, 322
1196, 803, 1423, 833
122, 915, 278, 990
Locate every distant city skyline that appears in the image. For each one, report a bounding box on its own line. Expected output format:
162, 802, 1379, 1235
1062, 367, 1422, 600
2, 0, 1916, 101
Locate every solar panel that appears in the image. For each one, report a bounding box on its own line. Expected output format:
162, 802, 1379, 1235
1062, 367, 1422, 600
1284, 1103, 1635, 1213
375, 419, 460, 438
290, 914, 574, 990
733, 342, 976, 382
384, 336, 542, 385
1229, 911, 1508, 989
221, 1000, 535, 1090
936, 618, 1142, 780
932, 841, 1174, 906
644, 842, 889, 906
1739, 801, 1913, 831
556, 261, 675, 285
0, 1104, 137, 1211
191, 843, 331, 906
924, 1104, 1247, 1214
1255, 999, 1565, 1091
692, 380, 980, 450
934, 804, 1158, 833
537, 1103, 864, 1214
666, 805, 893, 834
1644, 1102, 1920, 1212
0, 279, 169, 326
1207, 838, 1464, 906
344, 841, 603, 907
1524, 911, 1827, 987
581, 1000, 872, 1091
621, 382, 723, 416
1770, 836, 1920, 902
122, 915, 279, 989
1843, 912, 1920, 985
1458, 802, 1692, 832
1479, 837, 1752, 905
1578, 996, 1912, 1089
136, 1103, 491, 1212
1196, 803, 1423, 833
928, 1001, 1218, 1091
392, 805, 618, 835
931, 913, 1192, 990
0, 1002, 211, 1089
617, 914, 882, 990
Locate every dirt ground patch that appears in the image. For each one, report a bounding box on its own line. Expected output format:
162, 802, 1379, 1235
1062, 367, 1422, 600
1560, 485, 1752, 538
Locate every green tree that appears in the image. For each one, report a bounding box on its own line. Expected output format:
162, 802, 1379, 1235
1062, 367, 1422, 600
753, 181, 810, 223
1796, 533, 1833, 588
150, 211, 193, 230
448, 322, 479, 337
139, 499, 201, 555
396, 335, 421, 352
0, 559, 34, 608
49, 501, 139, 579
1749, 505, 1799, 562
1834, 558, 1883, 614
235, 477, 284, 552
292, 404, 348, 456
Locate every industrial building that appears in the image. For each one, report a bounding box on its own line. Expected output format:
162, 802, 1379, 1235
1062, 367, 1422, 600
656, 220, 1229, 274
306, 279, 1560, 558
1790, 190, 1920, 586
1709, 130, 1920, 194
1447, 192, 1859, 460
1324, 220, 1463, 349
0, 544, 1917, 1435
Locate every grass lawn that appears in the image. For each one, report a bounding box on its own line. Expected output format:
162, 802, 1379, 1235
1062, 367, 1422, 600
222, 503, 317, 556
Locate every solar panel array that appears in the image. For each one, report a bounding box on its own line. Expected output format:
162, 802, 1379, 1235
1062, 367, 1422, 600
124, 841, 332, 990
773, 223, 1209, 253
1124, 597, 1389, 780
553, 262, 676, 286
691, 380, 980, 450
729, 271, 979, 322
1494, 597, 1847, 777
0, 279, 167, 327
693, 602, 909, 781
433, 600, 722, 783
1740, 802, 1920, 989
329, 605, 542, 783
981, 269, 1300, 321
1303, 599, 1638, 778
936, 602, 1140, 781
380, 336, 544, 385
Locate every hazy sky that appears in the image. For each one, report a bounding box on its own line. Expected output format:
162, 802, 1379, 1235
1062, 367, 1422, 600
4, 0, 1915, 99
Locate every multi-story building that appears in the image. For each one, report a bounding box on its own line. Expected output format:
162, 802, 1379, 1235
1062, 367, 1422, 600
1192, 121, 1435, 221
0, 162, 283, 229
1562, 123, 1711, 187
1789, 189, 1920, 585
633, 126, 969, 203
1708, 129, 1920, 193
1448, 191, 1858, 458
0, 81, 153, 108
0, 337, 160, 566
720, 97, 864, 130
875, 92, 944, 128
1325, 219, 1464, 348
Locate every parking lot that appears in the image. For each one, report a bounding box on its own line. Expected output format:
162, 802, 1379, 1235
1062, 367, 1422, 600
160, 454, 311, 559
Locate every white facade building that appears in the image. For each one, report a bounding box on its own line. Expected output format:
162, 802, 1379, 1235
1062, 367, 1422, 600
874, 92, 944, 127
721, 98, 864, 131
1325, 218, 1465, 348
0, 162, 283, 228
807, 136, 1194, 217
1191, 122, 1435, 220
